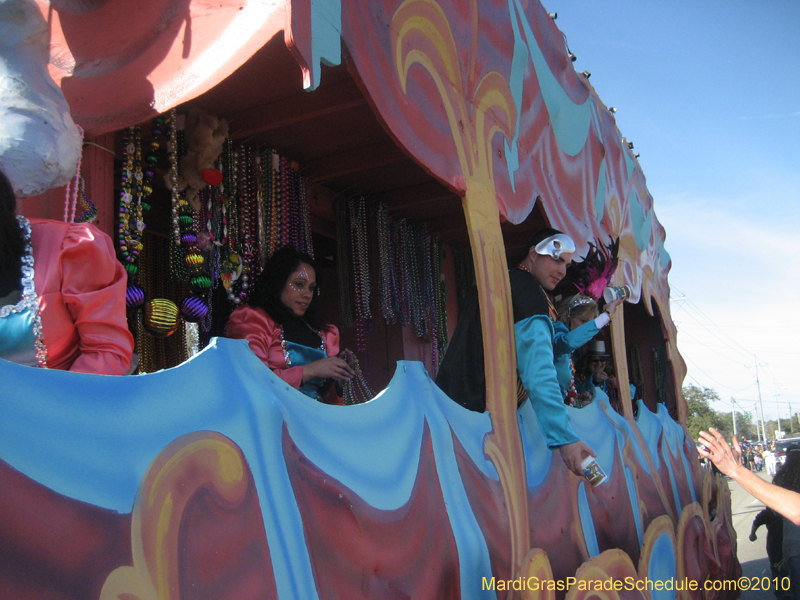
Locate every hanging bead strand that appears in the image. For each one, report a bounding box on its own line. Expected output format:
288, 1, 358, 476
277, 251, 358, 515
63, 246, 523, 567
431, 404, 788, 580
64, 125, 85, 223
376, 203, 400, 324
349, 197, 372, 352
336, 198, 354, 328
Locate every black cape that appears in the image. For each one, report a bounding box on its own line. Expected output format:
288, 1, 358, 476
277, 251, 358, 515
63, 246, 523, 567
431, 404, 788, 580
436, 268, 554, 412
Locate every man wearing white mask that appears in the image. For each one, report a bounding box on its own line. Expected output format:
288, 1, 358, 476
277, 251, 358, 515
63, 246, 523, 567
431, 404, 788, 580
437, 228, 596, 476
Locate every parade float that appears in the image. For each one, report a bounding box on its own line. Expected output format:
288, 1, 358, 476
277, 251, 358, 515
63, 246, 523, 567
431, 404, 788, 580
0, 0, 739, 598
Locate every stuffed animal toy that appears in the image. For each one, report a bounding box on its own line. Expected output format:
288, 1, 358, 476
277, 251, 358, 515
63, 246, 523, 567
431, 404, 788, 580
176, 106, 228, 210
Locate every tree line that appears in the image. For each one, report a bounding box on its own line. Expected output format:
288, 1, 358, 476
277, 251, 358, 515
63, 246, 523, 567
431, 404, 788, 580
684, 384, 800, 443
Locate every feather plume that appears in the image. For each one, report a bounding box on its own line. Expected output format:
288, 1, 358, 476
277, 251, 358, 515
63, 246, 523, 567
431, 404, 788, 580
567, 238, 619, 301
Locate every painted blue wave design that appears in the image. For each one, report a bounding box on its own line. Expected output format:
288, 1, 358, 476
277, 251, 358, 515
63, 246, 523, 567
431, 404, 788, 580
0, 339, 502, 600
0, 338, 696, 598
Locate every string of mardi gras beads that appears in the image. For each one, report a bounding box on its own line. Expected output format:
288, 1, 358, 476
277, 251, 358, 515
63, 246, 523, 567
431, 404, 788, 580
283, 159, 304, 252
219, 141, 241, 304
259, 148, 272, 254
236, 144, 258, 302
74, 176, 97, 223
335, 198, 354, 328
349, 197, 372, 352
120, 123, 162, 323
300, 175, 313, 257
195, 184, 213, 335
290, 162, 311, 256
394, 217, 410, 325
279, 155, 290, 248
139, 113, 189, 341
406, 223, 426, 338
205, 146, 225, 287
172, 110, 211, 326
272, 150, 283, 254
423, 225, 435, 340
63, 125, 84, 223
293, 162, 313, 256
264, 150, 281, 256
433, 237, 448, 366
255, 150, 267, 260
62, 126, 99, 224
376, 203, 401, 324
167, 113, 189, 283
342, 353, 375, 405
118, 126, 146, 281
380, 212, 448, 370
422, 229, 438, 368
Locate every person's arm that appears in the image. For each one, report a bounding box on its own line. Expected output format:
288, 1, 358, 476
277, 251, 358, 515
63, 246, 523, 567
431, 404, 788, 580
750, 508, 767, 540
515, 315, 595, 476
61, 223, 134, 375
698, 428, 800, 525
553, 319, 601, 356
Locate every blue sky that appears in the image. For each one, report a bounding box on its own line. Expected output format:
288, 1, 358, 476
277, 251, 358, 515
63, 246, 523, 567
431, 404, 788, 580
544, 0, 800, 429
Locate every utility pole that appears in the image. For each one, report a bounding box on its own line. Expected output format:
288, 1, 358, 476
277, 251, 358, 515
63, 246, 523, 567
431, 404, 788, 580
742, 400, 763, 443
754, 355, 768, 441
731, 397, 737, 437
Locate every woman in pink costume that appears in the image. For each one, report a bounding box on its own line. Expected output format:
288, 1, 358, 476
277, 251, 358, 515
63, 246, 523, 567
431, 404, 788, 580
0, 169, 134, 374
226, 246, 356, 402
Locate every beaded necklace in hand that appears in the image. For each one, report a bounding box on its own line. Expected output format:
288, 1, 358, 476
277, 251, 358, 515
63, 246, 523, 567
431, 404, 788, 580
341, 352, 375, 405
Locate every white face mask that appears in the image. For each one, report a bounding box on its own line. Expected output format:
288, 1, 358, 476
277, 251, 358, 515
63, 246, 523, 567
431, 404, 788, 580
535, 234, 576, 260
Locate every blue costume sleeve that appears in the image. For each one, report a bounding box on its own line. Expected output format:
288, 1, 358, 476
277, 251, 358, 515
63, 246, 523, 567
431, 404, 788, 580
552, 320, 600, 358
515, 315, 579, 448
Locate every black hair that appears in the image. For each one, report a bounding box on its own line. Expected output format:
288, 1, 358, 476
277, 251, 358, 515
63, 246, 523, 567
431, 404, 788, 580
249, 246, 330, 331
773, 445, 800, 493
0, 169, 24, 296
524, 227, 563, 254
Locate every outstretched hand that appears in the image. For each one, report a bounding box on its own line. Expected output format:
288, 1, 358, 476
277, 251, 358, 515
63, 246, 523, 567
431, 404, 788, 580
558, 440, 596, 477
697, 428, 743, 477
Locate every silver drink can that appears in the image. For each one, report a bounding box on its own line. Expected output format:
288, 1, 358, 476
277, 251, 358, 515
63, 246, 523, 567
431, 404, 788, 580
581, 456, 608, 487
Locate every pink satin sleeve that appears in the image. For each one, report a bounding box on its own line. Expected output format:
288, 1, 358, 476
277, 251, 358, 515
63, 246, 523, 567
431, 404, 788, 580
59, 223, 134, 375
226, 306, 339, 390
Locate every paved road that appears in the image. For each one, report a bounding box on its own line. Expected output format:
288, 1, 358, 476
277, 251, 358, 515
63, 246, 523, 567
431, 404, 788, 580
724, 468, 785, 600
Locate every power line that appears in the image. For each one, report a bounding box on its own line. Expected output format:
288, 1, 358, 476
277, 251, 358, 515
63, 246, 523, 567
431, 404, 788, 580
675, 326, 753, 364
670, 289, 743, 353
669, 287, 794, 402
671, 286, 754, 361
680, 352, 748, 392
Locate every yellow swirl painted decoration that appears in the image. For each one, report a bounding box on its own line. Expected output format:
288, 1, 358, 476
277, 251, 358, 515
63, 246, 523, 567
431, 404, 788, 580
100, 431, 249, 600
392, 0, 530, 575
